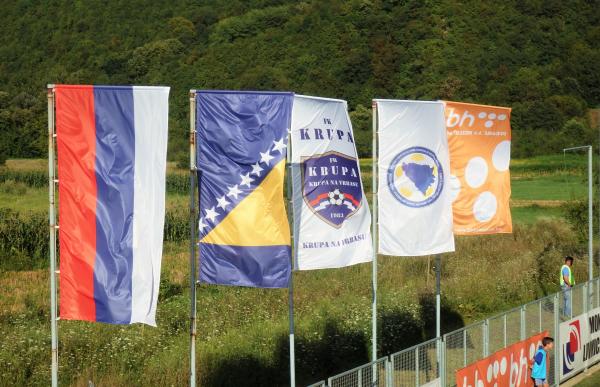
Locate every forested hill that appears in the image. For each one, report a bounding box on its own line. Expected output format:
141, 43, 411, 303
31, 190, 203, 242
1, 0, 599, 162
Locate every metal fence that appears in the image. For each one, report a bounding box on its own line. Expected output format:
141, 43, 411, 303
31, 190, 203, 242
307, 277, 600, 387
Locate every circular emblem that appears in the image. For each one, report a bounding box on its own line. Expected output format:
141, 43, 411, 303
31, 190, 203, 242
387, 146, 444, 208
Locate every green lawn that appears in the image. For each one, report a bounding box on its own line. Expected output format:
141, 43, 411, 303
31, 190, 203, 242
575, 368, 600, 386
512, 175, 589, 201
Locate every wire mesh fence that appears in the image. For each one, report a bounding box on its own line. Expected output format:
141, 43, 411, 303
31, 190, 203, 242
327, 358, 387, 387
309, 277, 599, 387
389, 338, 440, 387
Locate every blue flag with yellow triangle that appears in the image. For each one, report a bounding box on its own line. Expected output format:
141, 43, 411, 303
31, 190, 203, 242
196, 91, 293, 288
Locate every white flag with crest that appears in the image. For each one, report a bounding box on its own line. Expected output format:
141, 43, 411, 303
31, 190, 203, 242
376, 99, 455, 256
291, 95, 372, 270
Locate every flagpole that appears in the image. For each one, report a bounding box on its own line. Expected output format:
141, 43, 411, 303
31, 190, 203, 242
371, 100, 379, 361
47, 84, 58, 387
589, 145, 593, 282
286, 128, 296, 387
435, 254, 441, 339
189, 90, 198, 387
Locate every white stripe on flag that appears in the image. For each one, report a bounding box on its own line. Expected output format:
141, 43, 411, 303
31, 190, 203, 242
131, 86, 170, 326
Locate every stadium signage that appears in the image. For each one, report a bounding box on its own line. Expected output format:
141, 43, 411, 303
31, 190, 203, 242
456, 331, 547, 387
560, 307, 600, 381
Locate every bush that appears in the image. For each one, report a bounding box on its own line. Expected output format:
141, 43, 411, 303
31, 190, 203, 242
0, 207, 189, 271
0, 208, 48, 271
0, 169, 190, 195
0, 170, 46, 188
0, 179, 27, 195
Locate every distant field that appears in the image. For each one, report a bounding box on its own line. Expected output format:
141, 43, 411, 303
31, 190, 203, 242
4, 154, 590, 223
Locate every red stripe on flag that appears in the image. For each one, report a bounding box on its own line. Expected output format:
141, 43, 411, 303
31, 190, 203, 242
55, 85, 97, 322
309, 193, 329, 206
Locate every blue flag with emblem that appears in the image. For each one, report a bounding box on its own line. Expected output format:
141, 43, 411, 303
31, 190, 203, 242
196, 91, 293, 288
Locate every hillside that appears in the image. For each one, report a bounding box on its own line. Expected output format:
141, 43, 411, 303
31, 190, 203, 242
1, 0, 599, 164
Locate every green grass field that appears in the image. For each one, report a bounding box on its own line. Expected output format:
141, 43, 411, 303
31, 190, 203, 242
575, 368, 600, 386
0, 154, 596, 386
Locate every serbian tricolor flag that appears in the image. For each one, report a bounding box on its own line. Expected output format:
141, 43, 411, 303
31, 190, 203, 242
54, 85, 170, 325
196, 90, 292, 288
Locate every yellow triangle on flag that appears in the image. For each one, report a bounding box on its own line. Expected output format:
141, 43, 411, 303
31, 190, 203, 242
201, 159, 290, 247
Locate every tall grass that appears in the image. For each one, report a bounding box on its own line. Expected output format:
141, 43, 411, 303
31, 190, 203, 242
0, 208, 189, 271
0, 218, 590, 386
0, 156, 594, 385
0, 169, 191, 195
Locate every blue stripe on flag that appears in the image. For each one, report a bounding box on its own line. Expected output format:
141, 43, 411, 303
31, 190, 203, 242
92, 86, 135, 324
199, 243, 291, 288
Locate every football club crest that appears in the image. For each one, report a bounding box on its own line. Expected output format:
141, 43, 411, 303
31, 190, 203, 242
387, 146, 444, 208
301, 151, 362, 228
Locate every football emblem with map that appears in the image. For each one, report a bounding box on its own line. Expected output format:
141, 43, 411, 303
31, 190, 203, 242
387, 146, 444, 208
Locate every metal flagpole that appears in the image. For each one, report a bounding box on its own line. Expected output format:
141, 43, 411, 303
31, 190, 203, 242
47, 84, 58, 387
564, 145, 593, 281
286, 129, 296, 387
589, 145, 593, 281
189, 90, 198, 387
435, 255, 441, 338
371, 101, 379, 361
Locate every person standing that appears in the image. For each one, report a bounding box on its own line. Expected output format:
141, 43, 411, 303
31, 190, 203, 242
531, 337, 554, 387
561, 256, 575, 318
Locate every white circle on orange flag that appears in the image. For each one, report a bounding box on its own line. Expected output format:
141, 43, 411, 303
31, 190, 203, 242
449, 174, 461, 202
465, 157, 488, 188
492, 140, 511, 171
474, 191, 497, 222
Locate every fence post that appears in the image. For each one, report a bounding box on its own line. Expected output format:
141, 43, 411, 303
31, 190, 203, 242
584, 282, 589, 314
463, 330, 467, 367
539, 300, 542, 333
440, 337, 446, 387
385, 357, 392, 387
483, 320, 489, 357
358, 367, 362, 386
503, 314, 507, 347
554, 292, 561, 386
520, 305, 526, 341
415, 346, 420, 387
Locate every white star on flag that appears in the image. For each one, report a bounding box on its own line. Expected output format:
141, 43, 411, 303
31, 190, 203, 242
198, 217, 208, 232
250, 162, 264, 177
205, 207, 219, 223
227, 185, 242, 199
240, 172, 254, 188
216, 195, 230, 210
260, 151, 275, 166
272, 138, 287, 154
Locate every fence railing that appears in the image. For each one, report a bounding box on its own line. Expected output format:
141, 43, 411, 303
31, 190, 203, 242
307, 277, 600, 387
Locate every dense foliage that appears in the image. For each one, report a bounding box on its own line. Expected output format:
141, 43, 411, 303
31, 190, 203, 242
1, 0, 599, 161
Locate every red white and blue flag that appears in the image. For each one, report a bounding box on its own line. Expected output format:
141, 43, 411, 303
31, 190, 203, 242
55, 85, 170, 326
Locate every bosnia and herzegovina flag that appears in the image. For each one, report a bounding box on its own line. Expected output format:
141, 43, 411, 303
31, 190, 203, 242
196, 91, 293, 288
54, 85, 170, 326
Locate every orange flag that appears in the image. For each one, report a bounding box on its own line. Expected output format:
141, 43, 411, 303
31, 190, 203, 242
444, 101, 512, 234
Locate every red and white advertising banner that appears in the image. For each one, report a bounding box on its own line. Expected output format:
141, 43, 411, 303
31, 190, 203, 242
456, 331, 548, 387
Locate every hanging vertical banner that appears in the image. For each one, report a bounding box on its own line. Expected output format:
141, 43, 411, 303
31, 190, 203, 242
444, 101, 512, 234
376, 100, 455, 256
55, 85, 170, 326
291, 95, 372, 270
196, 90, 293, 288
